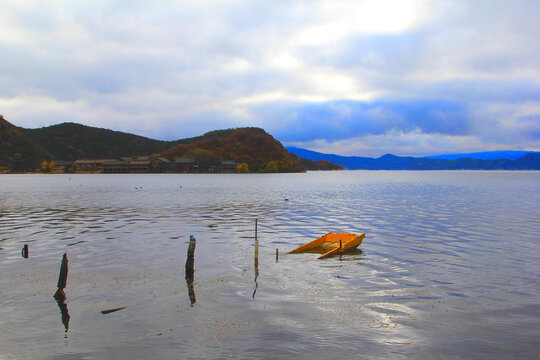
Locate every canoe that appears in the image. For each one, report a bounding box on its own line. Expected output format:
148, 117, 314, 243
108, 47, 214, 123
288, 232, 365, 259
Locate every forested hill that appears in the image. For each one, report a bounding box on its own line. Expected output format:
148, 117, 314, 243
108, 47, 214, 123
287, 146, 540, 170
0, 115, 50, 171
21, 122, 177, 161
1, 116, 330, 172
161, 128, 304, 172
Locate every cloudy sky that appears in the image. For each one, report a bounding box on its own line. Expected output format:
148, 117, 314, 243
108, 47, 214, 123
1, 0, 539, 156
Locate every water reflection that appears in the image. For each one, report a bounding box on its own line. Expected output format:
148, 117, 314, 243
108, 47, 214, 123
185, 277, 196, 306
253, 220, 259, 299
55, 297, 70, 337
337, 249, 364, 261
0, 173, 538, 359
252, 257, 259, 299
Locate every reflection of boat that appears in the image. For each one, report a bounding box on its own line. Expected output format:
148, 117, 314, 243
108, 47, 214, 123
288, 233, 365, 259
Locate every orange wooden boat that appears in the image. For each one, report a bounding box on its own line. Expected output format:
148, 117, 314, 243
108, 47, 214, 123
288, 232, 365, 259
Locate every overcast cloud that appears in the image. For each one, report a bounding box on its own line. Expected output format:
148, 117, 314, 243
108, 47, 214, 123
1, 0, 538, 156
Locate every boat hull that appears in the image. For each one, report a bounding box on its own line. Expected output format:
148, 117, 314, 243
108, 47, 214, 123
288, 232, 365, 259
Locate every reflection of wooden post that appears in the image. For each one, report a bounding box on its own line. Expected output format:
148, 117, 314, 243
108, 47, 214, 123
54, 253, 68, 301
254, 219, 259, 264
185, 235, 196, 279
186, 278, 196, 306
252, 219, 259, 299
56, 298, 70, 334
22, 244, 29, 258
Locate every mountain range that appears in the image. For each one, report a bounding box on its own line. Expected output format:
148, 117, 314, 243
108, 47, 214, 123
424, 150, 535, 160
286, 147, 540, 170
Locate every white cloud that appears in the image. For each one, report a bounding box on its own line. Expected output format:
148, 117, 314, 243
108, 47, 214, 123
0, 0, 538, 155
292, 0, 426, 46
222, 58, 254, 73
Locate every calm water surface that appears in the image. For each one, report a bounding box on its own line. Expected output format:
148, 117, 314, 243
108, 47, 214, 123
0, 171, 539, 359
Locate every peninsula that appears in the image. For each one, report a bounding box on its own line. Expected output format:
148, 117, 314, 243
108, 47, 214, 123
0, 115, 342, 173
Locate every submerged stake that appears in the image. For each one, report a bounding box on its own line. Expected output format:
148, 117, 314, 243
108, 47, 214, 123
101, 307, 127, 315
22, 244, 28, 258
53, 253, 69, 302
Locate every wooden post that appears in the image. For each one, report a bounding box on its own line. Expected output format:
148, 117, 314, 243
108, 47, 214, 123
276, 248, 278, 263
22, 244, 28, 258
57, 253, 68, 289
185, 235, 196, 279
54, 253, 68, 301
339, 239, 342, 249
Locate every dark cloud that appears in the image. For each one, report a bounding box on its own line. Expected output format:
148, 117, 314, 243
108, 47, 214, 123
253, 99, 470, 142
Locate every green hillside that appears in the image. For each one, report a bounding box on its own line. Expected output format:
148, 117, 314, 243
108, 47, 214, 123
0, 115, 51, 171
22, 122, 178, 161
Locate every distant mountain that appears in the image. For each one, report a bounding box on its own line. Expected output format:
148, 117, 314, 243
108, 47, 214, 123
286, 146, 540, 170
298, 158, 344, 171
1, 117, 340, 172
425, 150, 537, 160
286, 147, 376, 169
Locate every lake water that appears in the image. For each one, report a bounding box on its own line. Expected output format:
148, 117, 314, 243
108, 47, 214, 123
0, 171, 539, 359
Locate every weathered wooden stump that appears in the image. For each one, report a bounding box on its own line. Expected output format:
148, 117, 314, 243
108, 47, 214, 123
57, 253, 68, 289
22, 244, 28, 258
53, 253, 68, 301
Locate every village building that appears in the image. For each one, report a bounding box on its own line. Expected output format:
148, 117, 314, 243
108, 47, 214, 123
175, 158, 198, 173
65, 156, 240, 174
156, 157, 176, 173
50, 161, 73, 174
74, 159, 111, 173
221, 160, 240, 173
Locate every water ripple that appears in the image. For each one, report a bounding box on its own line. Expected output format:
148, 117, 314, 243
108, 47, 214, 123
0, 172, 539, 359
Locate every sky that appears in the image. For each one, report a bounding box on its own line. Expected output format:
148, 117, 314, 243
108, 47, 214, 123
1, 0, 539, 157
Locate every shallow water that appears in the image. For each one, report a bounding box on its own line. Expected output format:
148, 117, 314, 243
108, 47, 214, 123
0, 171, 539, 359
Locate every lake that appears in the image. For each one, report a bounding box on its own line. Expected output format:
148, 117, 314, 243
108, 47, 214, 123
1, 171, 539, 359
